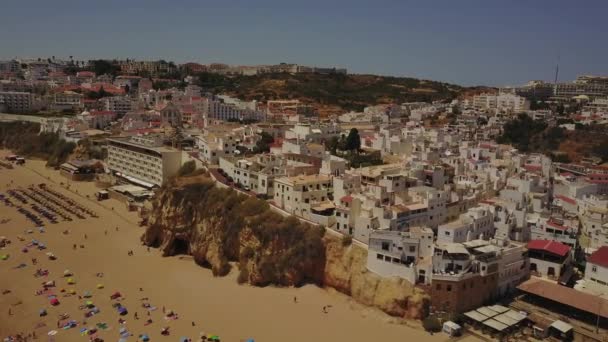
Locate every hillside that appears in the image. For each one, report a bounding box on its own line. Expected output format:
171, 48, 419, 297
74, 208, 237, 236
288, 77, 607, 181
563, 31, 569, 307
195, 72, 463, 116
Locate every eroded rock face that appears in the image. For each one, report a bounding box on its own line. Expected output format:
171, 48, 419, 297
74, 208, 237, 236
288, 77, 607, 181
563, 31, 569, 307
143, 180, 429, 319
323, 236, 429, 319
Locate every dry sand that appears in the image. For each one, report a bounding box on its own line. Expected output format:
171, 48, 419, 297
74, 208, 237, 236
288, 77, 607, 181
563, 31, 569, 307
0, 153, 483, 342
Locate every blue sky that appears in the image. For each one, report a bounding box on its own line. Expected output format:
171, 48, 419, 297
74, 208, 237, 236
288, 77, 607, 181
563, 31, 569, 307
1, 0, 606, 86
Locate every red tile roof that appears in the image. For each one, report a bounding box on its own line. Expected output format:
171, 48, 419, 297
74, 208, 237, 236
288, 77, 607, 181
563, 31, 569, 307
588, 246, 608, 269
555, 195, 576, 205
340, 195, 353, 203
76, 71, 95, 77
527, 239, 570, 257
518, 278, 608, 318
546, 220, 568, 231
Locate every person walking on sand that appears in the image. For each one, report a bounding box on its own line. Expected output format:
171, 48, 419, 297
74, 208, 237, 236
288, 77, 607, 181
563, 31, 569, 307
84, 234, 87, 240
293, 296, 297, 303
134, 312, 138, 320
8, 308, 11, 315
162, 306, 165, 314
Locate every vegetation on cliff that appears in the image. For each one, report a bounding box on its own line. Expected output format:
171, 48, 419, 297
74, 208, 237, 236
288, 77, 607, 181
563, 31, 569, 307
496, 114, 608, 162
143, 177, 326, 286
195, 72, 461, 114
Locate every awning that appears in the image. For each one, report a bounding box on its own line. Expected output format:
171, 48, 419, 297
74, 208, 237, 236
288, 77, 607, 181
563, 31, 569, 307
483, 319, 509, 332
464, 310, 489, 323
477, 307, 500, 318
494, 313, 519, 327
487, 305, 510, 314
504, 310, 527, 323
550, 320, 573, 333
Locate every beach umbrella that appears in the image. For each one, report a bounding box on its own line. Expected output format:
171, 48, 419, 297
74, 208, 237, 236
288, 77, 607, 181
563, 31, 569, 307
119, 327, 127, 334
180, 338, 190, 342
67, 278, 75, 284
83, 291, 92, 298
39, 308, 47, 316
47, 330, 57, 336
96, 283, 104, 289
118, 339, 127, 342
118, 306, 128, 315
96, 322, 108, 330
68, 289, 76, 295
63, 270, 72, 277
85, 300, 94, 307
50, 298, 59, 306
0, 254, 8, 260
140, 334, 150, 341
245, 339, 255, 342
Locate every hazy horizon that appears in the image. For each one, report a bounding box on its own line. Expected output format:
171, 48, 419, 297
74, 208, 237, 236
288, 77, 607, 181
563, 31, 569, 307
1, 0, 607, 87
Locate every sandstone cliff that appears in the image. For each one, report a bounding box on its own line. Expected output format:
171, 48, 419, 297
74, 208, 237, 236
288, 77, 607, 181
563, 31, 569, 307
142, 177, 429, 320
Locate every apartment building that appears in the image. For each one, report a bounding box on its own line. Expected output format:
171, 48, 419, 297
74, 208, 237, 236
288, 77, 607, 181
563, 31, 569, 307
367, 228, 434, 284
0, 91, 33, 113
472, 93, 530, 113
202, 96, 263, 122
437, 206, 495, 244
273, 174, 333, 221
102, 96, 134, 116
106, 135, 182, 187
196, 131, 240, 165
51, 91, 83, 111
430, 242, 499, 313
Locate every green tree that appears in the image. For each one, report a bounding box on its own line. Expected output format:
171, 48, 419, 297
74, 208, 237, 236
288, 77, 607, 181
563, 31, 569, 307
345, 128, 361, 151
422, 317, 442, 332
91, 59, 120, 76
253, 132, 274, 153
177, 160, 197, 177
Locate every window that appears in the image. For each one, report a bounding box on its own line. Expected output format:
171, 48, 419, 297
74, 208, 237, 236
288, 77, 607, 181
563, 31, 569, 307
409, 246, 416, 253
381, 242, 390, 251
445, 231, 451, 236
447, 285, 452, 292
593, 265, 598, 273
436, 284, 442, 290
376, 253, 383, 260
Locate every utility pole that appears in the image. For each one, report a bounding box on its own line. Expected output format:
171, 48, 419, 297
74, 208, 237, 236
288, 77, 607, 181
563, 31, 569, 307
596, 301, 601, 333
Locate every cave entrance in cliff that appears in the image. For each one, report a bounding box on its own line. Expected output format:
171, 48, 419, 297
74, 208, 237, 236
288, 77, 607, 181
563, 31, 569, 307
173, 238, 190, 255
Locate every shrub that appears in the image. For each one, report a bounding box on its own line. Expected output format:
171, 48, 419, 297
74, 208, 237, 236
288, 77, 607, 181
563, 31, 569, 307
177, 160, 196, 177
423, 316, 442, 332
341, 235, 353, 247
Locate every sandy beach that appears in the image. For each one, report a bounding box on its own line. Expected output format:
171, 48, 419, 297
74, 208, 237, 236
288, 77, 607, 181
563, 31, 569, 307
0, 152, 483, 342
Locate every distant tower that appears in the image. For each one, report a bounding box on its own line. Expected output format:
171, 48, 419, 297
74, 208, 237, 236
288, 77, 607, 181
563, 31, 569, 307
554, 55, 560, 86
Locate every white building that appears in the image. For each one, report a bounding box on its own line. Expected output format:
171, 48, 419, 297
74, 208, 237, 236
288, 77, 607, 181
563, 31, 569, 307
273, 174, 333, 223
102, 96, 135, 116
106, 135, 183, 187
472, 93, 530, 113
0, 91, 33, 113
437, 206, 495, 244
581, 247, 608, 296
367, 227, 434, 284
